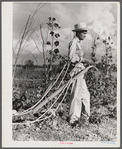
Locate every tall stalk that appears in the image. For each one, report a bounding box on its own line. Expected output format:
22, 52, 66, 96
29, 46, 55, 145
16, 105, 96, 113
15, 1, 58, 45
13, 3, 47, 81
13, 15, 31, 80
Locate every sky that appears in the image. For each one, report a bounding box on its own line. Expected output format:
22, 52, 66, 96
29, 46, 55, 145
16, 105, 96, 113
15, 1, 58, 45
12, 2, 118, 65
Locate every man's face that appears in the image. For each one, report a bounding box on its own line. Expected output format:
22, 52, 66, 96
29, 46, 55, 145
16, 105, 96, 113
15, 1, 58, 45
77, 31, 87, 40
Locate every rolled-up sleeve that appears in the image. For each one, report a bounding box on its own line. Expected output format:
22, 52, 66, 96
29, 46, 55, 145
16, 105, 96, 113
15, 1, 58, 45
68, 40, 79, 63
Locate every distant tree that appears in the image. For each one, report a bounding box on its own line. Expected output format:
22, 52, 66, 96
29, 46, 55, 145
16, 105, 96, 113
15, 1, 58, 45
23, 59, 34, 69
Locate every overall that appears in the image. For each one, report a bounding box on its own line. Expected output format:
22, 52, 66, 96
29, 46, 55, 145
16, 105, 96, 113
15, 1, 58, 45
68, 37, 90, 124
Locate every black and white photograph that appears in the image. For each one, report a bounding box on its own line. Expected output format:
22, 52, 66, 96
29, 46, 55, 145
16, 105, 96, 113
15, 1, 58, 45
2, 1, 120, 147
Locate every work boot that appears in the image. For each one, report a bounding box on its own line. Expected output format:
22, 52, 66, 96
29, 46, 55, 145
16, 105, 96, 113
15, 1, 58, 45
70, 120, 79, 128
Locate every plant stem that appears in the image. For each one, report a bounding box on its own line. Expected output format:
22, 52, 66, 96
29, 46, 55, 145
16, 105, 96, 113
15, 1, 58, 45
39, 24, 47, 87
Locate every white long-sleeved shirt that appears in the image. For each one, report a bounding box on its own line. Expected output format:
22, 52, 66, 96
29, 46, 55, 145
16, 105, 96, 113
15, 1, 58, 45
68, 37, 84, 63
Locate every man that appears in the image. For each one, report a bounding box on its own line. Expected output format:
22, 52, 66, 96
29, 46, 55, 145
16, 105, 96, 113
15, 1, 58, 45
68, 23, 90, 127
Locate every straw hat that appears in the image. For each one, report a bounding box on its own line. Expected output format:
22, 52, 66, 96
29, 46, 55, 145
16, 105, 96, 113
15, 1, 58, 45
72, 23, 88, 32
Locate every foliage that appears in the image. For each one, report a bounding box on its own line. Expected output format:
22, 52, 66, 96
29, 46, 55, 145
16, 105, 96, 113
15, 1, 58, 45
13, 60, 117, 115
12, 57, 117, 141
91, 36, 98, 63
101, 37, 114, 76
91, 35, 115, 76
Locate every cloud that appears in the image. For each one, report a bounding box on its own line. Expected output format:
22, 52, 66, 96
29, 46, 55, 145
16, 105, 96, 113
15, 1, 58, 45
13, 3, 117, 40
76, 3, 116, 38
50, 3, 74, 28
78, 3, 112, 22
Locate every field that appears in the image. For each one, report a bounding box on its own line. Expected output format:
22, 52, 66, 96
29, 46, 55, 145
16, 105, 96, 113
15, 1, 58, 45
12, 65, 117, 141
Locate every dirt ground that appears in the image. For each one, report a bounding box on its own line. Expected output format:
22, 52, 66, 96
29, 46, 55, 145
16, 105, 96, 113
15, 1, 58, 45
12, 111, 117, 141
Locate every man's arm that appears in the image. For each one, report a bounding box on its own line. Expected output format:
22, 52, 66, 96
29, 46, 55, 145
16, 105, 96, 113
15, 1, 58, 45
68, 40, 80, 63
